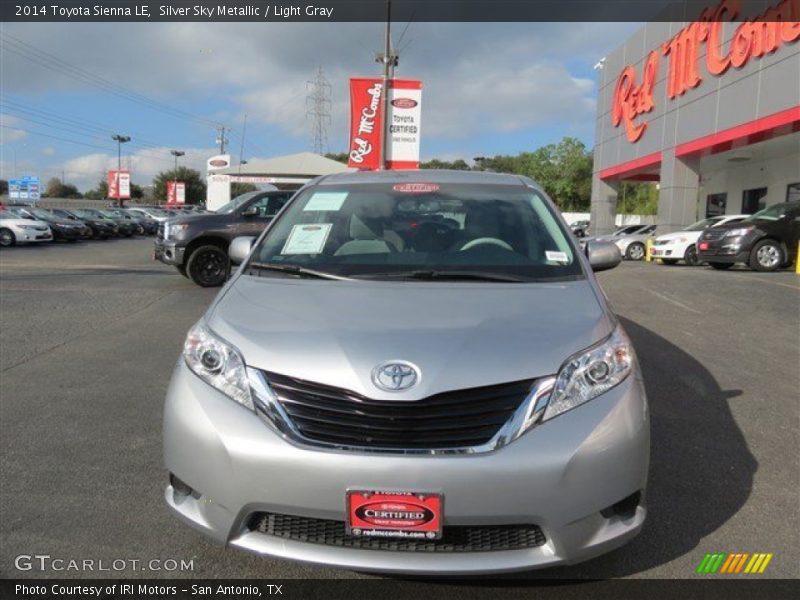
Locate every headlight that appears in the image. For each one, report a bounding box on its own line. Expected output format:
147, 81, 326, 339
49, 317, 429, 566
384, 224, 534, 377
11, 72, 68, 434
183, 321, 253, 411
18, 224, 39, 230
543, 326, 634, 422
724, 227, 753, 237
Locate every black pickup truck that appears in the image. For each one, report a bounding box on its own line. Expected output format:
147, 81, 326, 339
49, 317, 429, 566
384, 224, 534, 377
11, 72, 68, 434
154, 190, 292, 286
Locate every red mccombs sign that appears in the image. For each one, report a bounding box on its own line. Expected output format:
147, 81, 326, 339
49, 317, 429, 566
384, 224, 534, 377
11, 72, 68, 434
612, 0, 800, 143
348, 77, 423, 170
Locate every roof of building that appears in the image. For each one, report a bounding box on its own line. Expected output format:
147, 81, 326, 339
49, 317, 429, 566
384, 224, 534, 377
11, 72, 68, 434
217, 152, 352, 178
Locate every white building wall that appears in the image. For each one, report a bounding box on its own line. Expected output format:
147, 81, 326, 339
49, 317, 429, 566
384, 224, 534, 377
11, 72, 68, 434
699, 151, 800, 217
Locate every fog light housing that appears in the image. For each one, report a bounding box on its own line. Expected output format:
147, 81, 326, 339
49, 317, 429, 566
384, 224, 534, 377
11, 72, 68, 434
169, 473, 194, 497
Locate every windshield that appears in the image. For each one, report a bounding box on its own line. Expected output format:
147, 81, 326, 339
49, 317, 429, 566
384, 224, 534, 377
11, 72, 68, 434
685, 217, 722, 232
248, 183, 582, 282
100, 210, 121, 218
215, 191, 261, 214
31, 209, 55, 220
744, 202, 796, 222
613, 225, 641, 236
73, 209, 101, 219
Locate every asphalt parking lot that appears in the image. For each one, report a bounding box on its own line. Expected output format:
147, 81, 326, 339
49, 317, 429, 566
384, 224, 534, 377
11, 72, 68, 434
1, 239, 798, 580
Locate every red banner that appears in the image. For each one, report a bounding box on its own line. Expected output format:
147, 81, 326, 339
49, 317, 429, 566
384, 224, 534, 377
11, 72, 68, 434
107, 170, 130, 199
348, 78, 384, 170
167, 181, 186, 205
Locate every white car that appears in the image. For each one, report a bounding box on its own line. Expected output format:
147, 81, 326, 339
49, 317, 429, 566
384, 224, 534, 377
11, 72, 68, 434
651, 215, 748, 266
0, 210, 53, 247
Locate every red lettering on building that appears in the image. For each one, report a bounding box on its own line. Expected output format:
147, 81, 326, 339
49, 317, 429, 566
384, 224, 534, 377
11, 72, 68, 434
612, 51, 659, 142
611, 0, 800, 143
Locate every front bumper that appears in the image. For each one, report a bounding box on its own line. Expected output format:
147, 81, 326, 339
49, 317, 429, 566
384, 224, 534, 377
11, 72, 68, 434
163, 362, 649, 574
697, 238, 750, 264
18, 230, 53, 243
650, 242, 686, 259
154, 239, 186, 266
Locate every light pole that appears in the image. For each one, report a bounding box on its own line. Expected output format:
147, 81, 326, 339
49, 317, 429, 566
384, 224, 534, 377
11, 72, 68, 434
111, 134, 131, 207
170, 150, 185, 205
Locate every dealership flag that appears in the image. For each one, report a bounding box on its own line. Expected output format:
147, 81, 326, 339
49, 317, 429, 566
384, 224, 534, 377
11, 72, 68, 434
348, 78, 422, 171
107, 169, 131, 199
167, 181, 186, 205
385, 79, 422, 170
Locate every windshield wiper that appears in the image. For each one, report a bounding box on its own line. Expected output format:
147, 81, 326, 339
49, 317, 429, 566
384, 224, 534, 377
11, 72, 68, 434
355, 270, 528, 282
247, 262, 351, 281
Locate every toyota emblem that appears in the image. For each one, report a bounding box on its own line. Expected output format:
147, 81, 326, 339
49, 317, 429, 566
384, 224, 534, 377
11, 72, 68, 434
371, 361, 420, 392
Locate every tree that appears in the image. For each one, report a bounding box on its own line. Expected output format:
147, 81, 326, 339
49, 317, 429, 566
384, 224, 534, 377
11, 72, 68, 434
325, 152, 349, 164
43, 177, 82, 199
152, 167, 206, 205
420, 158, 470, 170
83, 178, 108, 200
0, 180, 8, 195
231, 182, 258, 198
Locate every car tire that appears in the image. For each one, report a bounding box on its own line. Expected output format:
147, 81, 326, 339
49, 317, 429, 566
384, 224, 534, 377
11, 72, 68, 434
186, 245, 229, 287
684, 245, 700, 266
708, 262, 733, 270
0, 228, 16, 247
661, 259, 679, 265
176, 264, 189, 278
749, 239, 784, 272
626, 242, 646, 261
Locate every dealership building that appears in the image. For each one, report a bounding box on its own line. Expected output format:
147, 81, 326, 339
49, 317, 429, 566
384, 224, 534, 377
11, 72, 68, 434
590, 0, 800, 234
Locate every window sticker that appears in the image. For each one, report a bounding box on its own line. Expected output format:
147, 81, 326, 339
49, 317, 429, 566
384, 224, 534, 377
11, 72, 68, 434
281, 223, 333, 255
303, 192, 348, 212
545, 250, 569, 264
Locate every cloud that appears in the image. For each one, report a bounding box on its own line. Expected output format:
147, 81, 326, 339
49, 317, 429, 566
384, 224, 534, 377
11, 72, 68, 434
56, 146, 217, 191
42, 146, 56, 156
1, 21, 638, 150
0, 114, 28, 143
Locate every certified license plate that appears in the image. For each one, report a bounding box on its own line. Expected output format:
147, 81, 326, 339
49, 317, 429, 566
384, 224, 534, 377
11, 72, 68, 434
347, 490, 442, 540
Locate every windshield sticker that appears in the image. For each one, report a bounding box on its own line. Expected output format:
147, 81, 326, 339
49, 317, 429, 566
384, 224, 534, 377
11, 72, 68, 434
281, 223, 333, 255
303, 192, 348, 212
392, 183, 440, 194
546, 251, 569, 264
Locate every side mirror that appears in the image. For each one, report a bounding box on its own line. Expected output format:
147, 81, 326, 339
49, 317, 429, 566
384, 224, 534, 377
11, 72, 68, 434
229, 236, 256, 265
241, 206, 258, 217
586, 241, 622, 272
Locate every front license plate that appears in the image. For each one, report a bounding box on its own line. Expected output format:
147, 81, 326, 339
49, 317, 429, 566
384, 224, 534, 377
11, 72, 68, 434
347, 490, 443, 540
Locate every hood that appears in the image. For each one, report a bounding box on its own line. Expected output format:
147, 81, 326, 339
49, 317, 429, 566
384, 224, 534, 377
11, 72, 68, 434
208, 276, 613, 401
656, 230, 701, 242
169, 213, 221, 226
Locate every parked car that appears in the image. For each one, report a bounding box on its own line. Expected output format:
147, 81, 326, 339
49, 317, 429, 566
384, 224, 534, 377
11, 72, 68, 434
83, 209, 138, 237
154, 190, 292, 286
570, 220, 590, 238
50, 208, 117, 240
163, 170, 647, 574
126, 207, 171, 223
0, 210, 53, 246
9, 207, 88, 241
69, 209, 123, 237
697, 201, 800, 271
611, 225, 657, 260
651, 215, 748, 266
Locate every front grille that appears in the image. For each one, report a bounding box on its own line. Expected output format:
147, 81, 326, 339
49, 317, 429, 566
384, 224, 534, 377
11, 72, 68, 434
249, 512, 546, 553
701, 229, 726, 242
263, 372, 534, 450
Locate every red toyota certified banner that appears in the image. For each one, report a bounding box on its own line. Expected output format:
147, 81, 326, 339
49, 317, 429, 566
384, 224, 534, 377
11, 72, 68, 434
348, 78, 384, 170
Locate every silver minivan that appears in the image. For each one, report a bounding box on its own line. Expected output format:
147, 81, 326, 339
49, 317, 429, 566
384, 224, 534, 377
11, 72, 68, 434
163, 170, 649, 574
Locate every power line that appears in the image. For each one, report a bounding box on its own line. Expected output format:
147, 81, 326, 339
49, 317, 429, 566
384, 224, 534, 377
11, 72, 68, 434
0, 32, 223, 129
306, 66, 332, 155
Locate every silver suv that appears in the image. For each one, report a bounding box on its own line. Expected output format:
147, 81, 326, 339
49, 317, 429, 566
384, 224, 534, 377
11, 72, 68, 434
163, 170, 649, 574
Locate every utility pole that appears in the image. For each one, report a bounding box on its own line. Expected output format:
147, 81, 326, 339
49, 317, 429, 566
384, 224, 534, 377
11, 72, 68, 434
306, 66, 332, 155
111, 133, 131, 207
375, 0, 398, 169
170, 150, 185, 205
215, 125, 229, 154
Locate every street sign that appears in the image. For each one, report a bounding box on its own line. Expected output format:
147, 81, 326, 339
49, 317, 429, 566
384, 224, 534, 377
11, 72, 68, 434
8, 176, 40, 201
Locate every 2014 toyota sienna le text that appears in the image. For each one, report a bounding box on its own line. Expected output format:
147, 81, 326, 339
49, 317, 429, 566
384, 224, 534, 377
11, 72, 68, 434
163, 170, 649, 574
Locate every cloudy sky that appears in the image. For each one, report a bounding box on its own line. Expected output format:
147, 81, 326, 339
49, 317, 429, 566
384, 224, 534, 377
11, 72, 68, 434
0, 21, 639, 191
